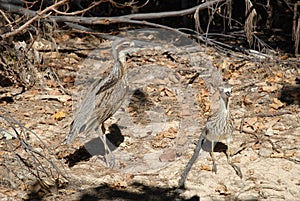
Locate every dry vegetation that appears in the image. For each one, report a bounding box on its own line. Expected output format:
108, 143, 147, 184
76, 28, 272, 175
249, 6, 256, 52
0, 0, 300, 200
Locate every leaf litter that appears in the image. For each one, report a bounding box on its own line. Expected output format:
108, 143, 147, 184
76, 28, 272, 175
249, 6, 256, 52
0, 28, 300, 200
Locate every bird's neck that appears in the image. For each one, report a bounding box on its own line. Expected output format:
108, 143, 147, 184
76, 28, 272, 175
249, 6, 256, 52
218, 96, 230, 116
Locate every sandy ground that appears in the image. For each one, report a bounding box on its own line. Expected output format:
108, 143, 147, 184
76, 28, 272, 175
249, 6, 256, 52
1, 30, 300, 201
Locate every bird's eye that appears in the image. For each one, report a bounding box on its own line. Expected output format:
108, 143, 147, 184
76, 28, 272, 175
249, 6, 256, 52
225, 91, 231, 96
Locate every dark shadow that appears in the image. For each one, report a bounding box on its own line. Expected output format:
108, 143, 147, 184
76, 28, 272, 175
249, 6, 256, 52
77, 182, 200, 201
201, 139, 228, 153
64, 145, 92, 167
127, 88, 154, 125
128, 88, 154, 114
25, 180, 69, 201
64, 124, 124, 167
0, 96, 14, 103
200, 139, 243, 178
106, 123, 124, 147
279, 80, 300, 106
24, 181, 52, 201
0, 75, 13, 87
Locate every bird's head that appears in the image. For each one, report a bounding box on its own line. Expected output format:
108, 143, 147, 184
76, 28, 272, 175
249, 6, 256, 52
219, 85, 232, 109
220, 86, 231, 97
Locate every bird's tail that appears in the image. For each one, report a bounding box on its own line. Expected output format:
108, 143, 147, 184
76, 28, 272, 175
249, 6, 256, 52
178, 128, 206, 189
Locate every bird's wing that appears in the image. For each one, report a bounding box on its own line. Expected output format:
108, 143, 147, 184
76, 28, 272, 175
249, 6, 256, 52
67, 88, 97, 143
67, 73, 128, 143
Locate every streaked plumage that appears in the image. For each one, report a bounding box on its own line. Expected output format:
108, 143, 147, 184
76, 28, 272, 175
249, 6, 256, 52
67, 38, 131, 166
178, 85, 242, 189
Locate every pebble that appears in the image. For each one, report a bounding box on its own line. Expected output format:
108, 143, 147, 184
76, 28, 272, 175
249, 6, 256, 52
168, 73, 179, 83
282, 162, 293, 171
159, 148, 176, 162
259, 147, 273, 157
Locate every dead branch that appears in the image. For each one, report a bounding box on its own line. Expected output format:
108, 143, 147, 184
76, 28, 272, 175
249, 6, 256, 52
235, 111, 293, 121
0, 107, 67, 190
0, 0, 69, 39
240, 123, 281, 153
293, 2, 300, 54
0, 0, 224, 39
244, 0, 257, 46
52, 0, 104, 16
65, 19, 189, 41
255, 111, 292, 118
0, 7, 12, 30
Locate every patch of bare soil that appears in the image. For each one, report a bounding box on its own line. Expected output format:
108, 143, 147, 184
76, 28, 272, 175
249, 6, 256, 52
1, 32, 300, 201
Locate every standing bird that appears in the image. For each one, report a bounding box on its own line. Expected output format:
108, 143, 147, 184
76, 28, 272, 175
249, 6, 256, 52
66, 38, 131, 167
178, 84, 242, 189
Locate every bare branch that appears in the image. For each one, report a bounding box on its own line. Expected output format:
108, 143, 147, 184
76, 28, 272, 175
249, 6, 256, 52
1, 0, 69, 39
0, 107, 67, 189
0, 0, 224, 25
244, 0, 257, 46
0, 7, 13, 31
52, 0, 104, 16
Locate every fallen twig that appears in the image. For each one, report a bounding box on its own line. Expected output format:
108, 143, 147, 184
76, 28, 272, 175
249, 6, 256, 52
0, 107, 67, 190
236, 111, 292, 119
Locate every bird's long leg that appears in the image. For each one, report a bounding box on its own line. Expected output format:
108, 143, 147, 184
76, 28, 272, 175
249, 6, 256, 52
100, 123, 115, 167
225, 138, 242, 178
210, 140, 217, 174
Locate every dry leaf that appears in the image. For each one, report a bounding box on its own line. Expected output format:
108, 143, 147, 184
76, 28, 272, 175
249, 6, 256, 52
63, 76, 74, 83
215, 183, 230, 195
112, 180, 128, 189
269, 98, 284, 109
198, 79, 205, 86
163, 127, 177, 139
30, 90, 39, 95
20, 182, 27, 191
200, 164, 212, 171
245, 117, 258, 125
164, 88, 175, 97
242, 126, 255, 133
228, 71, 242, 85
250, 155, 258, 161
228, 78, 242, 85
35, 95, 71, 102
201, 88, 209, 97
265, 72, 283, 83
243, 95, 253, 106
124, 173, 134, 181
271, 152, 284, 158
256, 122, 265, 130
264, 117, 280, 129
52, 111, 66, 121
261, 85, 278, 93
284, 150, 296, 157
165, 107, 173, 116
221, 58, 229, 69
48, 89, 61, 95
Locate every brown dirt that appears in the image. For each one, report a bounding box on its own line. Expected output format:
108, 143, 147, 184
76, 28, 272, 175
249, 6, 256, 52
1, 30, 300, 201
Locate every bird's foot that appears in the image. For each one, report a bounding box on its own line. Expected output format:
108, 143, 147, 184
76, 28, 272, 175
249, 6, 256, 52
178, 177, 186, 190
229, 163, 242, 179
104, 153, 115, 168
